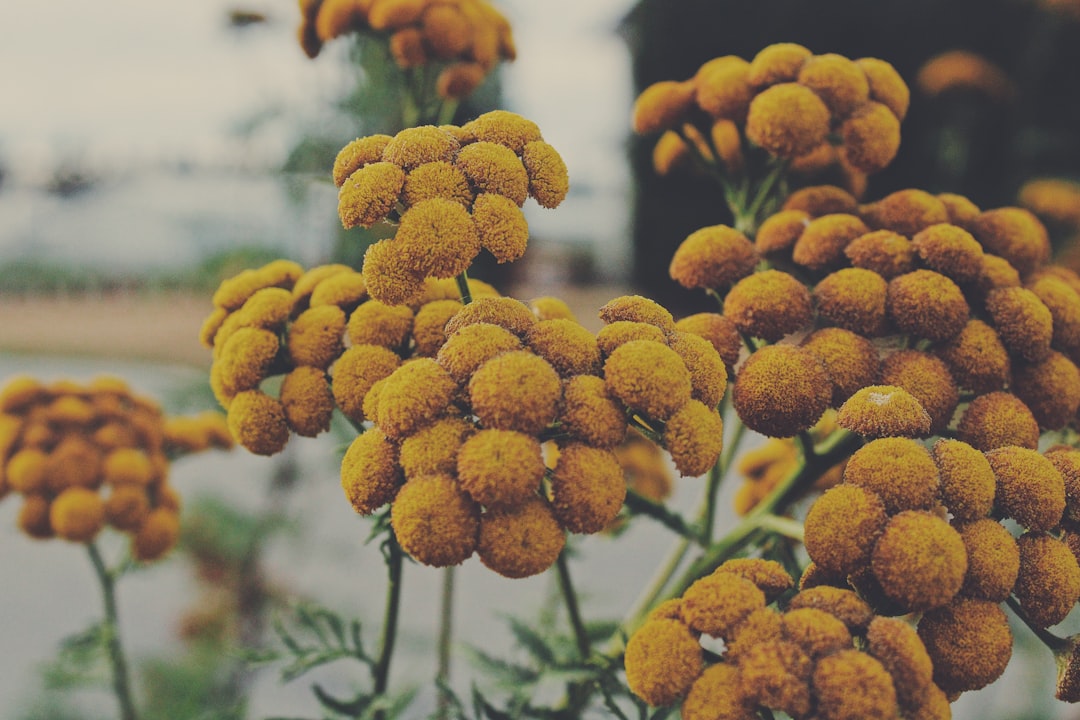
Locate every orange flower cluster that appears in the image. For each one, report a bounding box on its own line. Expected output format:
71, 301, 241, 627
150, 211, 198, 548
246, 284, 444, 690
0, 376, 231, 561
624, 558, 949, 719
632, 43, 908, 188
333, 111, 569, 304
200, 258, 512, 455
336, 293, 727, 576
298, 0, 515, 99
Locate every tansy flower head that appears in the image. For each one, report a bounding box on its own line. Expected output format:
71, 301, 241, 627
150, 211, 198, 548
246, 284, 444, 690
911, 222, 985, 283
650, 130, 691, 176
529, 295, 576, 322
985, 445, 1065, 532
865, 616, 933, 710
331, 344, 401, 424
623, 618, 704, 707
437, 322, 521, 383
133, 508, 181, 562
878, 350, 959, 435
938, 191, 982, 228
455, 141, 529, 206
681, 664, 756, 720
477, 495, 565, 578
468, 350, 562, 434
838, 384, 931, 439
782, 610, 854, 663
376, 358, 457, 440
733, 344, 831, 438
857, 57, 910, 121
287, 304, 346, 370
104, 485, 151, 532
673, 313, 743, 372
668, 331, 727, 408
333, 134, 394, 187
471, 192, 529, 263
383, 125, 460, 170
520, 140, 569, 208
1014, 532, 1080, 628
596, 321, 668, 356
338, 161, 407, 229
970, 206, 1051, 278
361, 239, 426, 306
49, 486, 106, 543
843, 229, 916, 279
747, 42, 812, 87
886, 269, 970, 343
347, 300, 414, 350
398, 416, 473, 479
783, 185, 860, 217
463, 110, 542, 153
631, 80, 696, 135
211, 259, 304, 312
754, 209, 809, 257
669, 224, 758, 290
717, 558, 794, 602
1028, 273, 1080, 358
412, 299, 465, 356
958, 518, 1020, 601
662, 399, 724, 477
603, 339, 692, 421
916, 49, 1015, 102
984, 286, 1053, 363
1019, 178, 1080, 228
227, 390, 290, 456
402, 160, 473, 207
803, 483, 888, 575
843, 437, 940, 513
1046, 447, 1080, 523
724, 269, 813, 341
548, 442, 625, 533
680, 570, 765, 637
812, 650, 898, 720
737, 639, 813, 717
693, 55, 753, 121
917, 597, 1013, 694
340, 428, 403, 515
862, 189, 949, 237
444, 296, 537, 338
599, 295, 676, 333
956, 391, 1040, 451
279, 366, 334, 437
871, 510, 967, 612
560, 375, 627, 448
723, 606, 785, 662
791, 213, 869, 274
392, 197, 480, 279
813, 267, 890, 337
435, 62, 486, 100
934, 319, 1011, 394
456, 429, 544, 508
390, 473, 479, 567
787, 585, 875, 632
800, 327, 880, 406
797, 53, 869, 118
1010, 350, 1080, 429
932, 438, 996, 522
840, 100, 901, 173
525, 318, 601, 377
745, 82, 831, 158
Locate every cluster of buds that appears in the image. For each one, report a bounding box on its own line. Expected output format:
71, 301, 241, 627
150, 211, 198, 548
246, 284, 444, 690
625, 558, 950, 719
340, 293, 727, 577
333, 111, 569, 305
298, 0, 515, 99
633, 43, 908, 192
0, 376, 231, 561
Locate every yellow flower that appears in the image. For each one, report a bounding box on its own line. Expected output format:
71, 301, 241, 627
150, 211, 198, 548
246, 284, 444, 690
935, 319, 1010, 394
631, 80, 696, 135
603, 339, 692, 421
724, 270, 813, 341
389, 27, 426, 68
986, 445, 1066, 532
1015, 532, 1080, 628
347, 300, 413, 350
133, 508, 181, 562
599, 295, 676, 333
402, 160, 473, 208
783, 607, 853, 659
747, 42, 812, 87
865, 617, 933, 711
840, 100, 901, 174
0, 375, 49, 413
844, 437, 939, 515
391, 473, 479, 567
915, 50, 1015, 102
520, 140, 569, 209
44, 435, 103, 493
1019, 178, 1080, 228
1010, 351, 1080, 429
211, 259, 304, 312
674, 313, 742, 372
420, 3, 472, 58
680, 569, 765, 637
279, 366, 334, 437
693, 55, 753, 121
469, 351, 562, 434
681, 663, 756, 720
412, 299, 464, 356
462, 110, 542, 154
435, 62, 487, 100
957, 391, 1040, 451
444, 296, 537, 338
792, 213, 869, 274
529, 296, 576, 321
560, 375, 628, 448
843, 229, 915, 279
798, 52, 869, 117
393, 197, 480, 279
804, 483, 888, 575
49, 487, 105, 543
456, 429, 545, 508
362, 239, 426, 306
663, 399, 723, 477
787, 585, 875, 632
399, 417, 473, 479
857, 57, 910, 121
755, 209, 809, 257
724, 607, 784, 662
836, 384, 932, 439
455, 141, 529, 206
911, 222, 984, 283
669, 331, 727, 408
471, 192, 529, 263
917, 597, 1013, 694
650, 130, 691, 176
376, 358, 458, 439
102, 447, 155, 486
812, 650, 898, 720
595, 321, 668, 357
745, 82, 831, 158
333, 134, 393, 188
437, 322, 522, 383
1028, 273, 1080, 356
337, 162, 406, 229
800, 327, 879, 407
548, 442, 625, 533
227, 390, 289, 456
331, 343, 401, 424
341, 428, 403, 515
383, 125, 461, 171
6, 448, 48, 494
669, 224, 758, 290
309, 269, 368, 311
525, 318, 600, 377
624, 618, 704, 707
212, 327, 280, 405
104, 485, 150, 532
984, 286, 1053, 363
878, 350, 959, 435
732, 344, 830, 438
738, 640, 813, 718
970, 206, 1051, 278
871, 510, 967, 612
477, 495, 566, 578
783, 184, 859, 216
862, 188, 949, 237
958, 518, 1020, 601
207, 287, 293, 353
938, 191, 982, 227
287, 305, 346, 370
886, 269, 969, 343
292, 263, 352, 307
932, 439, 996, 522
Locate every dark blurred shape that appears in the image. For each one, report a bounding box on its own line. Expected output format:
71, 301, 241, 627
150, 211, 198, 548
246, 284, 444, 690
227, 8, 268, 28
619, 0, 1080, 314
45, 163, 97, 199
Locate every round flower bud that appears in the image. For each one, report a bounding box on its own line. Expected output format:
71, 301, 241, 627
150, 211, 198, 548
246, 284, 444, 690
463, 111, 542, 154
674, 313, 743, 372
444, 296, 537, 338
748, 42, 812, 87
548, 443, 625, 534
288, 304, 346, 370
472, 192, 529, 263
970, 207, 1050, 278
1014, 532, 1080, 628
348, 300, 413, 350
457, 429, 545, 508
377, 358, 457, 440
526, 319, 601, 378
681, 664, 756, 720
341, 429, 403, 515
393, 198, 480, 280
669, 224, 757, 290
866, 617, 933, 710
800, 327, 880, 407
338, 161, 406, 229
986, 445, 1065, 531
958, 518, 1020, 601
599, 295, 676, 333
227, 390, 289, 456
279, 366, 334, 437
455, 141, 529, 206
781, 607, 852, 658
984, 286, 1053, 363
469, 351, 562, 434
632, 80, 697, 135
717, 558, 794, 602
836, 385, 932, 439
755, 209, 809, 257
694, 55, 753, 120
813, 267, 890, 337
391, 473, 479, 567
911, 222, 984, 283
934, 319, 1010, 394
841, 100, 901, 173
918, 598, 1013, 694
733, 344, 830, 438
331, 344, 401, 423
932, 439, 996, 521
333, 134, 393, 188
361, 240, 426, 307
738, 640, 813, 718
844, 438, 939, 513
787, 586, 875, 632
663, 399, 724, 477
745, 82, 830, 158
957, 391, 1040, 451
862, 189, 949, 237
596, 321, 668, 357
383, 125, 460, 170
437, 322, 522, 383
804, 483, 888, 575
604, 340, 691, 421
521, 140, 569, 209
560, 375, 627, 448
724, 270, 813, 341
1011, 351, 1080, 429
477, 496, 565, 578
103, 485, 150, 532
50, 487, 105, 543
132, 508, 181, 562
402, 161, 473, 208
680, 570, 765, 637
813, 650, 899, 720
399, 417, 473, 479
879, 351, 959, 435
886, 269, 969, 343
857, 57, 910, 120
624, 618, 704, 707
412, 299, 464, 356
871, 510, 967, 612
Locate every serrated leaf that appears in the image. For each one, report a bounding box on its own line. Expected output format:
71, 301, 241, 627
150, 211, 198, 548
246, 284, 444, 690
505, 616, 557, 665
272, 615, 305, 656
281, 648, 353, 682
471, 687, 514, 720
296, 604, 331, 647
311, 683, 372, 717
463, 645, 540, 687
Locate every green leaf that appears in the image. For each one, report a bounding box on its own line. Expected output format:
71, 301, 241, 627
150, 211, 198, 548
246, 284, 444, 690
311, 683, 373, 717
505, 616, 557, 665
462, 645, 540, 687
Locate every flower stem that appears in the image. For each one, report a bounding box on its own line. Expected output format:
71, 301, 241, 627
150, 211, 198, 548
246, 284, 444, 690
435, 565, 455, 720
555, 550, 591, 661
373, 534, 404, 715
455, 270, 473, 305
1006, 596, 1071, 653
87, 543, 139, 720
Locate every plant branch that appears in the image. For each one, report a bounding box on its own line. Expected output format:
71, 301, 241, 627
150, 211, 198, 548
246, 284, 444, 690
623, 488, 700, 541
88, 543, 139, 720
372, 533, 405, 716
555, 551, 591, 661
1006, 596, 1071, 653
435, 566, 455, 720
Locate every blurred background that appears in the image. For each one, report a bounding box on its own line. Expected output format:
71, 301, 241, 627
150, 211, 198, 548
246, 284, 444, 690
1, 0, 1079, 718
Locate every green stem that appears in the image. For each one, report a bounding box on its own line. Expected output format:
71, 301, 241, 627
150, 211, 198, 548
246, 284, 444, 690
435, 566, 455, 720
373, 534, 404, 713
624, 489, 700, 542
455, 270, 473, 305
88, 543, 139, 720
743, 159, 788, 232
755, 513, 805, 543
555, 551, 591, 661
1006, 596, 1071, 653
436, 98, 460, 126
